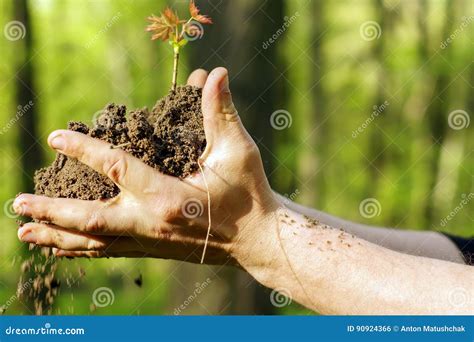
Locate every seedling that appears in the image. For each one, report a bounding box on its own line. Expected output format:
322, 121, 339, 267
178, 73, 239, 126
146, 0, 212, 91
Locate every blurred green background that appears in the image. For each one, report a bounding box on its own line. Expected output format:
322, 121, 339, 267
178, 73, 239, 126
0, 0, 472, 315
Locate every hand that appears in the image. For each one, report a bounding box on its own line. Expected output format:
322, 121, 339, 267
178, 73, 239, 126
14, 67, 278, 265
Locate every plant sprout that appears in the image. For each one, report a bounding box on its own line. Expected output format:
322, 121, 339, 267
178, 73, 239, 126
146, 0, 212, 91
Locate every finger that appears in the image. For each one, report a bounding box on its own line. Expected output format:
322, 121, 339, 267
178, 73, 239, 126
17, 222, 136, 252
47, 130, 175, 191
201, 67, 245, 156
187, 68, 208, 88
14, 194, 137, 235
54, 250, 148, 258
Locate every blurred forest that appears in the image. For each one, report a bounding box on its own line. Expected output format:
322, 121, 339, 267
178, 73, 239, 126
0, 0, 472, 315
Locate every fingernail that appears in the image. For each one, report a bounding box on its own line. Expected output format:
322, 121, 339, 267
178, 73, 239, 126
55, 250, 65, 257
219, 74, 235, 112
18, 227, 36, 243
48, 132, 65, 151
13, 197, 27, 215
219, 73, 230, 93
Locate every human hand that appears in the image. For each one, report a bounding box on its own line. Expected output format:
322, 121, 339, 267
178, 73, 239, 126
14, 67, 279, 265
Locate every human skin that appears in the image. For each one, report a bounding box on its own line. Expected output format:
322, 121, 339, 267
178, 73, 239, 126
13, 68, 474, 314
278, 194, 467, 264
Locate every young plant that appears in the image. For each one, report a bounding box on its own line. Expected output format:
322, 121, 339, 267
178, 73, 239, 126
146, 0, 212, 91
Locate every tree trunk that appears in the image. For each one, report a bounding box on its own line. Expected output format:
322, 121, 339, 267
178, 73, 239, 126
168, 0, 286, 315
14, 0, 44, 314
15, 0, 42, 187
423, 0, 456, 227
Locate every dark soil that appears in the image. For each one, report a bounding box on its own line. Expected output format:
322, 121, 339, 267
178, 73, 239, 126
34, 85, 205, 199
18, 86, 205, 315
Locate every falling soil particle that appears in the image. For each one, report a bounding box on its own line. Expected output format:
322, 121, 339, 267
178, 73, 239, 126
134, 274, 143, 287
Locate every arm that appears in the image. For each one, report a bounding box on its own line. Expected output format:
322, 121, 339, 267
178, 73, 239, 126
238, 203, 474, 314
14, 67, 474, 315
277, 194, 467, 264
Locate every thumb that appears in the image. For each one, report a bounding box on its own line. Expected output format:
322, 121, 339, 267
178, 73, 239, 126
201, 67, 240, 149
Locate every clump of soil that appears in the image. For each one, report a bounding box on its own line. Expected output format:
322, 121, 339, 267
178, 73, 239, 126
35, 86, 205, 198
19, 86, 206, 314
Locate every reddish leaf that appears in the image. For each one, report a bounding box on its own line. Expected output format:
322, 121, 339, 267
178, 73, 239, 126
146, 14, 172, 41
163, 7, 180, 26
189, 0, 213, 24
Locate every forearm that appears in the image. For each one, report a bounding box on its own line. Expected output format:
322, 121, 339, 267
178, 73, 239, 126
277, 194, 465, 264
235, 201, 474, 314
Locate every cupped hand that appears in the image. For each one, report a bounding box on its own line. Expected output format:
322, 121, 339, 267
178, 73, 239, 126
13, 68, 278, 265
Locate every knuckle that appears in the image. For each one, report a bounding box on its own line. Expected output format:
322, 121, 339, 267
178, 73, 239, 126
86, 239, 105, 251
39, 228, 62, 247
34, 199, 56, 222
104, 153, 128, 185
84, 210, 107, 233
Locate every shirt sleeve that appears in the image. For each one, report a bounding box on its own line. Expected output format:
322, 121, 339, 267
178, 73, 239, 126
442, 233, 474, 266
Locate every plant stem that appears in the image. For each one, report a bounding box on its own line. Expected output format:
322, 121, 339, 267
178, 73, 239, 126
172, 45, 179, 92
110, 142, 131, 149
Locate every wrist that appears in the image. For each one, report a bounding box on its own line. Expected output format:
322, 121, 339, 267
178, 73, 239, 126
229, 195, 293, 285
